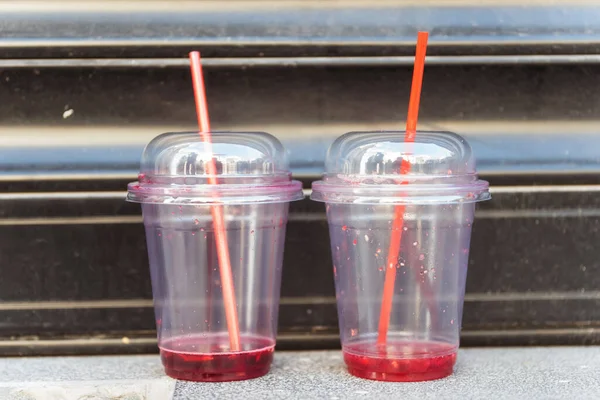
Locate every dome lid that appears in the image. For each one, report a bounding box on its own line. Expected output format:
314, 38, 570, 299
311, 131, 490, 205
127, 131, 303, 205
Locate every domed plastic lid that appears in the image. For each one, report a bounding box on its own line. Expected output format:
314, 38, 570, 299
311, 131, 490, 205
127, 131, 303, 205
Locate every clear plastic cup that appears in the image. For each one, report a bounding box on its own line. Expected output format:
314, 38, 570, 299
311, 131, 490, 382
127, 131, 303, 382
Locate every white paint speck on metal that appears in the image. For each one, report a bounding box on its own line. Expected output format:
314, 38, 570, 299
62, 109, 74, 119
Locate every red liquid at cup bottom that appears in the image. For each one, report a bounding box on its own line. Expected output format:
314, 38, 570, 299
343, 340, 457, 382
159, 334, 274, 382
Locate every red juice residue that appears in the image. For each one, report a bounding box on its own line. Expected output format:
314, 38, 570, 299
159, 334, 274, 382
343, 340, 457, 382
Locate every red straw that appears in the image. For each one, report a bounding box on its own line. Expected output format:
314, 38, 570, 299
377, 32, 429, 345
189, 51, 241, 351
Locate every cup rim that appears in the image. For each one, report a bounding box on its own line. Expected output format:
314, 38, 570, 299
311, 179, 490, 205
127, 179, 304, 205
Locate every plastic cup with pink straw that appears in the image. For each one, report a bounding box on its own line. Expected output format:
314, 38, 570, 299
311, 32, 491, 382
127, 51, 303, 382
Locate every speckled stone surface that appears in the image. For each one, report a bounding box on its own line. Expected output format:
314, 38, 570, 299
0, 348, 598, 399
0, 355, 165, 382
175, 347, 600, 400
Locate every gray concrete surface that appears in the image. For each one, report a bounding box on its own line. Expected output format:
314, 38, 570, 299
0, 347, 597, 399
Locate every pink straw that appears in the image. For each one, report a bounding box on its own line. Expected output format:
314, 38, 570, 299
189, 51, 241, 351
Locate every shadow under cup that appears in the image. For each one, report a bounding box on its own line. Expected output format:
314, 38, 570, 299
312, 130, 490, 382
127, 131, 303, 382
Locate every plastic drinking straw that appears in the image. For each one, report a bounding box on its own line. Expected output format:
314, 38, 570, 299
189, 51, 241, 351
377, 32, 429, 345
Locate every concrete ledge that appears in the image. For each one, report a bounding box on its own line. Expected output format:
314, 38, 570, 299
0, 347, 598, 399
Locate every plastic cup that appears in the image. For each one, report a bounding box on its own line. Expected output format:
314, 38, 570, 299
311, 131, 490, 382
127, 131, 303, 382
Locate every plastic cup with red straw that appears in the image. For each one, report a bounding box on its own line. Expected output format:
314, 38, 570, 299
127, 51, 303, 382
312, 31, 490, 382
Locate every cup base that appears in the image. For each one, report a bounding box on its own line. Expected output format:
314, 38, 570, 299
163, 362, 271, 382
159, 335, 274, 382
343, 340, 456, 382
